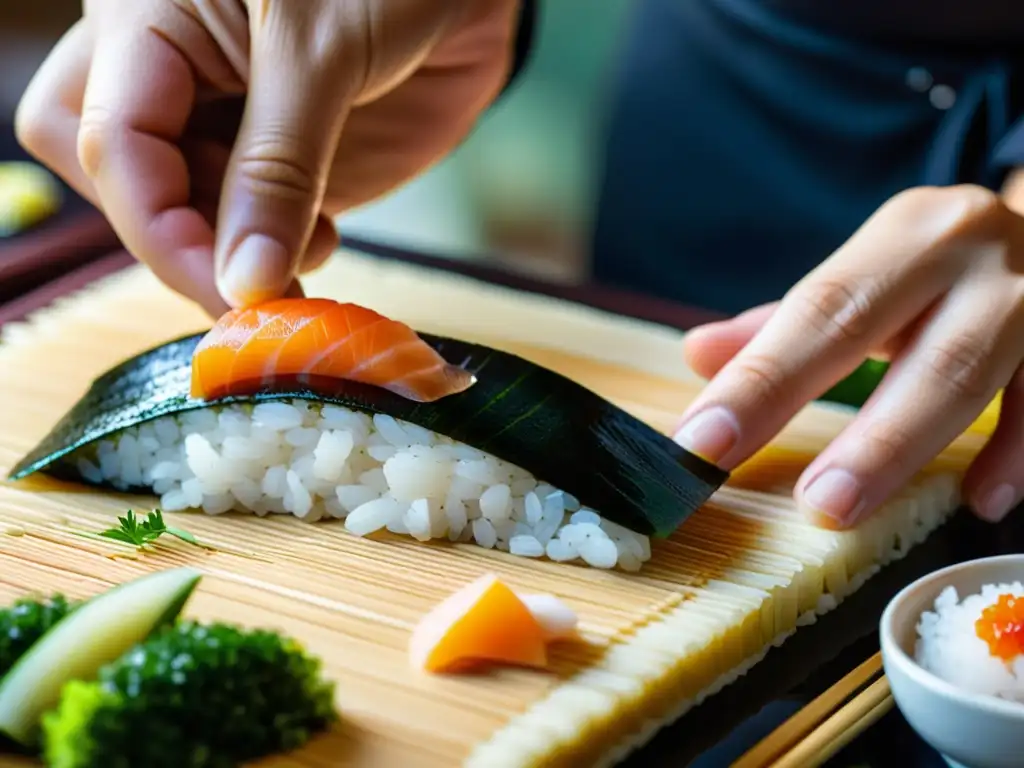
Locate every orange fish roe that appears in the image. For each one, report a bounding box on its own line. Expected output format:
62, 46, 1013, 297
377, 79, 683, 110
975, 593, 1024, 661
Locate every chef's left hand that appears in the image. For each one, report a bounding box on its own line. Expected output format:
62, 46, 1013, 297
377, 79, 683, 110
675, 184, 1024, 530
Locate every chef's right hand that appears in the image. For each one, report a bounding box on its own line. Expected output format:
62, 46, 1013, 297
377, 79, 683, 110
15, 0, 521, 315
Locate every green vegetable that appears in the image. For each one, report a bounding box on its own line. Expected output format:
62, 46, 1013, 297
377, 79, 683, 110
41, 621, 337, 768
819, 359, 889, 409
0, 595, 77, 680
9, 332, 729, 537
0, 567, 200, 746
92, 509, 210, 551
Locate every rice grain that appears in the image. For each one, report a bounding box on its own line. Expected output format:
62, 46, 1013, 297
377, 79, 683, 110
70, 400, 653, 571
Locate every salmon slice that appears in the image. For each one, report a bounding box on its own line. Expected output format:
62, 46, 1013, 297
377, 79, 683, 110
410, 574, 550, 674
190, 298, 476, 403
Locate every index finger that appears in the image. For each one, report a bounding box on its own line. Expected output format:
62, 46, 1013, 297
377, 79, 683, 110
672, 187, 987, 469
77, 13, 227, 315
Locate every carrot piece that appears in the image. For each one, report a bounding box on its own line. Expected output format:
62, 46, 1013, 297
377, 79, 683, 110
410, 574, 549, 673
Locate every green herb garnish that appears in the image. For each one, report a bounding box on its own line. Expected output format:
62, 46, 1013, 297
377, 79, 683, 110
97, 509, 205, 550
76, 509, 271, 562
76, 509, 214, 555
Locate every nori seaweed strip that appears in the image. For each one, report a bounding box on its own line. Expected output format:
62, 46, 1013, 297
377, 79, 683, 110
8, 333, 728, 537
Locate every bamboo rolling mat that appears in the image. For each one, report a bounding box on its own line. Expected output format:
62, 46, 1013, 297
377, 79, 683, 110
0, 251, 999, 767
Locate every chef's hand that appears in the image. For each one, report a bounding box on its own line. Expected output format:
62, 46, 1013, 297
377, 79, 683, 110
676, 184, 1024, 529
15, 0, 520, 315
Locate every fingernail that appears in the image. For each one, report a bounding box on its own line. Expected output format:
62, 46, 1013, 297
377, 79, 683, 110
802, 468, 865, 526
673, 406, 740, 464
978, 483, 1017, 523
218, 234, 292, 307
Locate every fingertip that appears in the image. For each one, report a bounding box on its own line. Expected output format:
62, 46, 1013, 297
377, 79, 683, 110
681, 329, 714, 375
969, 483, 1017, 524
683, 304, 776, 370
672, 405, 741, 467
682, 324, 714, 352
800, 504, 849, 531
683, 324, 747, 379
797, 488, 873, 530
216, 233, 295, 307
796, 466, 867, 529
962, 365, 1024, 524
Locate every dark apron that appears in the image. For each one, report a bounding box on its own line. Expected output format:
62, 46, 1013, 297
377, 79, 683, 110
591, 0, 1024, 315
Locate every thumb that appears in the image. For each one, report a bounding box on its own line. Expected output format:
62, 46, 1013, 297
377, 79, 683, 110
683, 302, 779, 379
214, 10, 353, 307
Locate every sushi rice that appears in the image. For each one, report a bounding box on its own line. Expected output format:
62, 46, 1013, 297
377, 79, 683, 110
915, 582, 1024, 703
71, 399, 652, 571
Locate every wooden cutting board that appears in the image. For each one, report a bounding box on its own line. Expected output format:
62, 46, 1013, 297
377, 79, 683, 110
0, 251, 996, 767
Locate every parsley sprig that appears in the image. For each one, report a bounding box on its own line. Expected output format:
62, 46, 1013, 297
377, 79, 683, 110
96, 509, 211, 551
75, 509, 268, 562
74, 509, 214, 555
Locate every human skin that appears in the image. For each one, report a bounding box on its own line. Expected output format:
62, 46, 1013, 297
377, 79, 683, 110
14, 0, 520, 314
678, 182, 1024, 530
14, 1, 1024, 532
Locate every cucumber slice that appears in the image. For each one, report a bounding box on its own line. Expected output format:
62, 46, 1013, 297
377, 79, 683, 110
0, 567, 201, 746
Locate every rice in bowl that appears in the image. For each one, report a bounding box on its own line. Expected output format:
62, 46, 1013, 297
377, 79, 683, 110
915, 582, 1024, 704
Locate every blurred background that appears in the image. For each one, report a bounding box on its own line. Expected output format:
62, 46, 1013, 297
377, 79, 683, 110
0, 0, 632, 284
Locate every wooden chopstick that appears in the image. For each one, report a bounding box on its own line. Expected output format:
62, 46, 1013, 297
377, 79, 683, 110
767, 676, 893, 768
731, 651, 892, 768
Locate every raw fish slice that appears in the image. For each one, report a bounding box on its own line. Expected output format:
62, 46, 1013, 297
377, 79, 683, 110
190, 299, 477, 403
410, 574, 548, 673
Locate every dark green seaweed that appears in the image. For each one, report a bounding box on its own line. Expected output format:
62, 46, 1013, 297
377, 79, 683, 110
8, 332, 728, 537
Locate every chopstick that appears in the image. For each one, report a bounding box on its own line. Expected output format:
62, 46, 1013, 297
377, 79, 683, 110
731, 651, 893, 768
767, 676, 893, 768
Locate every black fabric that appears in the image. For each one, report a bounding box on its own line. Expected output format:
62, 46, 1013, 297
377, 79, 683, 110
490, 0, 1024, 315
589, 0, 1024, 315
759, 0, 1024, 46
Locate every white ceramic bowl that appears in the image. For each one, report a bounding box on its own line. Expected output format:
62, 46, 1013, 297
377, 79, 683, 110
880, 554, 1024, 768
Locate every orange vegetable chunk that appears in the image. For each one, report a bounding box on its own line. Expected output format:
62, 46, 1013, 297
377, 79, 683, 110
410, 573, 549, 674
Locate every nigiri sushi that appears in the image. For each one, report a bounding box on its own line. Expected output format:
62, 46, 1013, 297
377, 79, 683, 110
191, 299, 476, 403
9, 300, 728, 571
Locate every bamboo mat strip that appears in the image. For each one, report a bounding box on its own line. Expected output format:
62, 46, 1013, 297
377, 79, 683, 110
0, 252, 992, 767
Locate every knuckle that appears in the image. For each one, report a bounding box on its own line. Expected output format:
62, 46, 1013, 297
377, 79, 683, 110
920, 332, 995, 402
856, 418, 915, 477
944, 184, 1005, 220
13, 101, 46, 157
76, 106, 119, 178
885, 185, 1006, 249
727, 352, 790, 406
790, 278, 874, 345
889, 184, 1001, 224
235, 136, 322, 201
